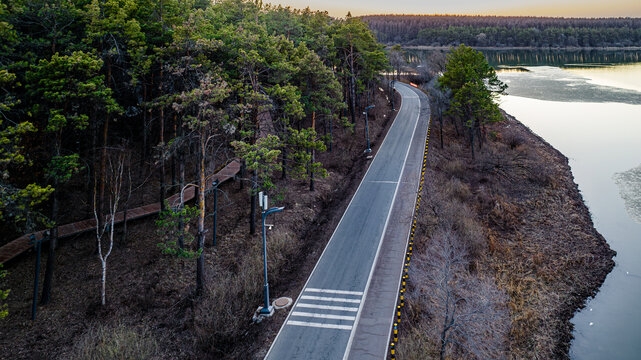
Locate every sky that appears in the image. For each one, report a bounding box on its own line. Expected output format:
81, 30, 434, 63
267, 0, 641, 18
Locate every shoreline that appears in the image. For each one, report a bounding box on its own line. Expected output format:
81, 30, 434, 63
502, 111, 616, 355
396, 109, 615, 358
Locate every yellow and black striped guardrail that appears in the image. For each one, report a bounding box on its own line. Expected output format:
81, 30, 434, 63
390, 122, 431, 360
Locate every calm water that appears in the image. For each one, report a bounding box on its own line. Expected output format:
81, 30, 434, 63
495, 54, 641, 359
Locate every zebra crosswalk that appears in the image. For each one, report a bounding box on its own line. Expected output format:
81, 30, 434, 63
286, 288, 363, 331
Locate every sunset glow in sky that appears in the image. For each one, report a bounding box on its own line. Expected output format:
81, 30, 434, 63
268, 0, 641, 18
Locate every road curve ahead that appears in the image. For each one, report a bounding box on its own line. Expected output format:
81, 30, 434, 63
265, 83, 428, 360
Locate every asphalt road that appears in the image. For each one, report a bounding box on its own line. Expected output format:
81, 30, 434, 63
265, 83, 426, 360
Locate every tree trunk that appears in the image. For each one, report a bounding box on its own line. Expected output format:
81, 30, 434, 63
310, 150, 315, 191
349, 45, 357, 124
142, 81, 148, 162
440, 293, 451, 360
439, 114, 444, 149
101, 258, 107, 305
469, 119, 476, 160
178, 149, 185, 249
159, 106, 166, 211
98, 211, 115, 306
196, 131, 206, 295
171, 116, 177, 188
329, 115, 333, 152
159, 67, 166, 211
310, 113, 315, 191
281, 146, 287, 180
40, 182, 58, 305
249, 171, 257, 235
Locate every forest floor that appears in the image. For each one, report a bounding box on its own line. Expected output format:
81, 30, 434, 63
0, 87, 401, 359
396, 111, 615, 359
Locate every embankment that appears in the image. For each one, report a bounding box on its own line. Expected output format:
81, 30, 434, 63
397, 111, 615, 358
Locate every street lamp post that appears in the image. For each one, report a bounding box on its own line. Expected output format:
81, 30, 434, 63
258, 192, 284, 316
364, 105, 375, 153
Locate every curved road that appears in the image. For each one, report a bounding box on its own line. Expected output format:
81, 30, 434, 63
265, 83, 430, 359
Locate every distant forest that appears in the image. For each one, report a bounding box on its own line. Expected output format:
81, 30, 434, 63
362, 15, 641, 47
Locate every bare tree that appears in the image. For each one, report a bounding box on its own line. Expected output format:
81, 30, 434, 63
388, 44, 406, 80
93, 149, 126, 306
425, 80, 450, 149
413, 230, 509, 360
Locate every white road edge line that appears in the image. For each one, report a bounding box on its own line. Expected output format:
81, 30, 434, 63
265, 84, 408, 359
296, 303, 360, 312
287, 321, 353, 331
305, 288, 364, 296
291, 312, 357, 321
343, 83, 422, 360
300, 295, 361, 303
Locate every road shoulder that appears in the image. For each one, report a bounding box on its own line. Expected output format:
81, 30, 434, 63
347, 84, 430, 359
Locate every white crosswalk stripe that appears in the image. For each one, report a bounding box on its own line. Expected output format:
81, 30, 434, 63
305, 288, 364, 296
300, 295, 361, 303
296, 303, 359, 312
286, 288, 363, 331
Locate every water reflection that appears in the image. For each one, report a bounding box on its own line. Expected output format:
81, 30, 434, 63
405, 48, 641, 68
485, 49, 641, 67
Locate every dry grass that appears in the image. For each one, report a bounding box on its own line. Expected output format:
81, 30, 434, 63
69, 322, 158, 360
399, 113, 614, 359
194, 228, 298, 347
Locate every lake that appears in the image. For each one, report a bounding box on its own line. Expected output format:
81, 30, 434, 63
494, 51, 641, 359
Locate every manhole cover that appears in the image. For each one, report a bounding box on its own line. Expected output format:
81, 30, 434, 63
273, 297, 293, 309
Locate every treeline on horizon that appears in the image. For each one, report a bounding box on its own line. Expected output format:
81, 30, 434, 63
362, 15, 641, 47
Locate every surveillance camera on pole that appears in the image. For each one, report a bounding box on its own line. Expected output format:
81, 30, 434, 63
255, 191, 285, 319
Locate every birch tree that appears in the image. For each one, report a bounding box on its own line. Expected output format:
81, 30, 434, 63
94, 149, 126, 306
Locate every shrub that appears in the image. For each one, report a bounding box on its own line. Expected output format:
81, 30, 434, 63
502, 127, 527, 150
